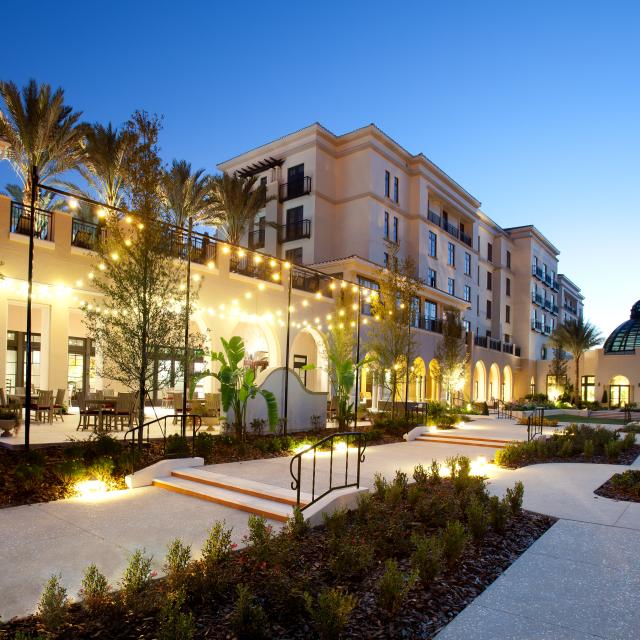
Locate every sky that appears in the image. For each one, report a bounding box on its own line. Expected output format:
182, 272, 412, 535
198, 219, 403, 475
1, 0, 638, 337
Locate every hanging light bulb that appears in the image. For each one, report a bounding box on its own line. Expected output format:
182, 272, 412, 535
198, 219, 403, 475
68, 197, 79, 210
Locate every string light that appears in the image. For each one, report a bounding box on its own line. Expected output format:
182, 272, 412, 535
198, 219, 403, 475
222, 246, 230, 254
97, 207, 107, 219
68, 198, 79, 210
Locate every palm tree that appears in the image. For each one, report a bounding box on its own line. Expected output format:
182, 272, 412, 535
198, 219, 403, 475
161, 159, 212, 228
553, 318, 603, 405
2, 183, 60, 211
0, 79, 84, 206
207, 173, 269, 245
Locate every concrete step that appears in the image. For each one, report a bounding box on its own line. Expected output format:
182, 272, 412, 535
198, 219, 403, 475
170, 468, 311, 507
152, 476, 295, 522
415, 433, 513, 449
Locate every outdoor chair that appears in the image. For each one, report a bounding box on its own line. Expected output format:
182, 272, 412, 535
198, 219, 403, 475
76, 391, 100, 430
204, 392, 221, 417
30, 390, 53, 424
105, 392, 136, 431
52, 388, 66, 422
172, 392, 192, 425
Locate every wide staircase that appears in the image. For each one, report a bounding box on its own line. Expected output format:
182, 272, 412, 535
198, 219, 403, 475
415, 431, 514, 449
153, 468, 311, 522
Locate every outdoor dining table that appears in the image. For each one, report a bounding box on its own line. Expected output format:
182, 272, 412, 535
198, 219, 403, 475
86, 398, 117, 431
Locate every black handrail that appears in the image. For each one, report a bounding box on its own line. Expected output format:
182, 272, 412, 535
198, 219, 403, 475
289, 431, 366, 510
527, 407, 545, 441
496, 400, 513, 420
124, 414, 202, 477
10, 202, 53, 241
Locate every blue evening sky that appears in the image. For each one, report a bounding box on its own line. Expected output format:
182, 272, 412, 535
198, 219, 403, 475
1, 0, 638, 336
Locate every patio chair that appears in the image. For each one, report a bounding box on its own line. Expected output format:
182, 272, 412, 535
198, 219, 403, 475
172, 392, 192, 425
76, 391, 100, 430
105, 392, 136, 431
30, 390, 54, 424
204, 393, 221, 417
53, 388, 66, 422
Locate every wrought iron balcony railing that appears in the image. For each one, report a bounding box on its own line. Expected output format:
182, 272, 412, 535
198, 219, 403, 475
248, 227, 265, 250
279, 176, 312, 202
10, 202, 53, 241
278, 219, 311, 243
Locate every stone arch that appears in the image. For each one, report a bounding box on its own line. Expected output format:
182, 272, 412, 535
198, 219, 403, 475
503, 365, 513, 402
473, 360, 487, 402
488, 363, 501, 403
229, 319, 280, 369
608, 374, 631, 407
289, 326, 328, 392
428, 358, 440, 401
409, 357, 427, 402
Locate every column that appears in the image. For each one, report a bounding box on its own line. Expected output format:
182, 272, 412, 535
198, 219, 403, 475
47, 302, 69, 394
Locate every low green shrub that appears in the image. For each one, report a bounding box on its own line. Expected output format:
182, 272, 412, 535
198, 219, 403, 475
437, 414, 458, 429
610, 470, 640, 497
158, 590, 195, 640
304, 587, 356, 640
505, 481, 524, 515
488, 495, 509, 533
622, 431, 636, 450
164, 538, 192, 592
120, 549, 155, 609
201, 521, 234, 568
583, 439, 594, 458
285, 507, 310, 540
245, 514, 279, 564
377, 558, 417, 616
14, 462, 44, 492
165, 434, 190, 457
410, 533, 443, 585
465, 496, 488, 541
38, 574, 68, 631
604, 439, 624, 460
441, 520, 467, 566
231, 584, 269, 640
194, 432, 215, 458
52, 459, 85, 487
79, 563, 111, 612
328, 534, 374, 581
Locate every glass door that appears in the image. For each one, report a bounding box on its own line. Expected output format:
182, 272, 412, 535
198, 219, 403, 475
609, 385, 630, 408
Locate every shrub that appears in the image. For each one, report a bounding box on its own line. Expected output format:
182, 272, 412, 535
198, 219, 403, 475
285, 507, 310, 540
164, 538, 192, 591
410, 533, 443, 585
89, 432, 122, 458
412, 464, 429, 485
79, 564, 111, 612
437, 414, 458, 429
38, 574, 68, 631
429, 459, 441, 483
610, 470, 640, 497
328, 534, 374, 580
441, 520, 467, 566
465, 497, 488, 541
246, 514, 278, 564
120, 549, 155, 609
559, 439, 574, 458
304, 587, 356, 640
231, 584, 269, 640
194, 432, 215, 459
622, 431, 636, 451
87, 456, 115, 483
488, 495, 510, 533
583, 439, 594, 458
323, 507, 349, 536
604, 439, 623, 460
505, 481, 525, 515
201, 521, 234, 568
377, 558, 417, 615
52, 459, 85, 487
14, 462, 44, 492
166, 434, 191, 457
373, 473, 388, 498
158, 590, 195, 640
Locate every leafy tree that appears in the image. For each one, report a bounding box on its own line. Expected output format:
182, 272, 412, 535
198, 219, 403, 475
365, 243, 422, 416
193, 336, 278, 439
553, 318, 603, 405
0, 79, 84, 206
434, 308, 469, 404
207, 172, 269, 245
161, 159, 213, 229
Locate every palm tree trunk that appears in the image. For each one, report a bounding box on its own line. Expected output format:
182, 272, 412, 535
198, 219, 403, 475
574, 353, 581, 406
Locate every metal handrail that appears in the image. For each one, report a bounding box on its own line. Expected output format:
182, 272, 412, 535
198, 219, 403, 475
527, 407, 545, 441
289, 431, 366, 510
496, 400, 513, 420
124, 414, 202, 476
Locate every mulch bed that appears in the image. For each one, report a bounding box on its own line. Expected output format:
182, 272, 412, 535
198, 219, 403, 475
594, 472, 640, 503
497, 444, 640, 469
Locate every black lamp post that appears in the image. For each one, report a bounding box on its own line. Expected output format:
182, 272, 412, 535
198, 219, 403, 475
23, 165, 38, 451
182, 216, 193, 438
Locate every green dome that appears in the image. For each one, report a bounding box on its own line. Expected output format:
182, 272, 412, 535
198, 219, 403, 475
603, 300, 640, 354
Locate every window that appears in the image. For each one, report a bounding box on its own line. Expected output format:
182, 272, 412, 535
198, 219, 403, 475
448, 278, 455, 295
383, 252, 389, 268
285, 247, 303, 264
424, 301, 437, 328
463, 285, 471, 302
504, 333, 511, 343
463, 320, 471, 332
486, 300, 492, 319
428, 269, 437, 288
393, 176, 399, 203
260, 176, 267, 189
384, 211, 389, 238
506, 250, 511, 269
487, 242, 493, 262
487, 271, 492, 291
411, 297, 420, 327
358, 276, 379, 315
393, 216, 398, 243
581, 375, 595, 402
506, 277, 511, 296
464, 252, 471, 275
428, 231, 437, 257
447, 242, 455, 266
505, 305, 511, 323
541, 346, 548, 360
384, 171, 390, 197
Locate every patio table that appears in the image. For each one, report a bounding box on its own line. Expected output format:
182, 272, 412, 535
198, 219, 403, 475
86, 399, 116, 432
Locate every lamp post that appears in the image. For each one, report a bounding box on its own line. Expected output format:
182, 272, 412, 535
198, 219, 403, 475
23, 165, 38, 451
182, 216, 193, 438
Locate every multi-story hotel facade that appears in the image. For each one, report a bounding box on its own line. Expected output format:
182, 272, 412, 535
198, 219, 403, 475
0, 123, 592, 426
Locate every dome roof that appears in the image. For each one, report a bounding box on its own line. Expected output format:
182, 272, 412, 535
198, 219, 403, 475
603, 300, 640, 354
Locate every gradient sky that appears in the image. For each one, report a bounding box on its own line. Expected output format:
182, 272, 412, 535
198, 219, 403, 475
1, 0, 638, 337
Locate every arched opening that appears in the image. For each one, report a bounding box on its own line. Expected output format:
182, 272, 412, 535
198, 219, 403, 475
503, 365, 513, 402
289, 327, 328, 392
473, 360, 486, 402
609, 374, 631, 408
409, 357, 427, 402
394, 355, 408, 402
488, 363, 500, 404
428, 358, 440, 401
358, 351, 377, 410
230, 320, 279, 371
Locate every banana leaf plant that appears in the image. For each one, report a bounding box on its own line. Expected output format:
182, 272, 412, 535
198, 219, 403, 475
189, 336, 278, 438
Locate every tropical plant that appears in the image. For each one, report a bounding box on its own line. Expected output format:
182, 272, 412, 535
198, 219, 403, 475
161, 159, 213, 228
434, 308, 469, 404
192, 336, 278, 438
0, 79, 85, 207
207, 172, 270, 245
2, 182, 61, 210
552, 318, 603, 405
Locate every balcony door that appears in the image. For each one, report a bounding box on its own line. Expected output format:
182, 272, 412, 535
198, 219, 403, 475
287, 164, 305, 198
286, 206, 304, 241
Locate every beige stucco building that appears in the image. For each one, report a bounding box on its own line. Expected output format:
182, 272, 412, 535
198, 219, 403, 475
2, 122, 608, 425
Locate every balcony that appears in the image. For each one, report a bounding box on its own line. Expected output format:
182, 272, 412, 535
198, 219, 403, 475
230, 254, 279, 282
419, 317, 443, 334
460, 230, 473, 247
10, 202, 53, 241
71, 218, 104, 250
279, 176, 312, 202
278, 219, 311, 243
427, 210, 441, 226
168, 228, 217, 266
291, 266, 334, 297
489, 338, 502, 351
442, 220, 459, 240
248, 227, 265, 250
564, 301, 578, 314
474, 335, 488, 348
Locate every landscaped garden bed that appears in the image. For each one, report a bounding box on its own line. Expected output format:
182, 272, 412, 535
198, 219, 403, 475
594, 469, 640, 503
495, 424, 639, 468
1, 457, 554, 639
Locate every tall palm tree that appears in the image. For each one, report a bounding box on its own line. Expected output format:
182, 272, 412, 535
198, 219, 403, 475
207, 173, 269, 245
161, 159, 212, 228
2, 183, 60, 210
553, 318, 603, 404
0, 79, 84, 206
